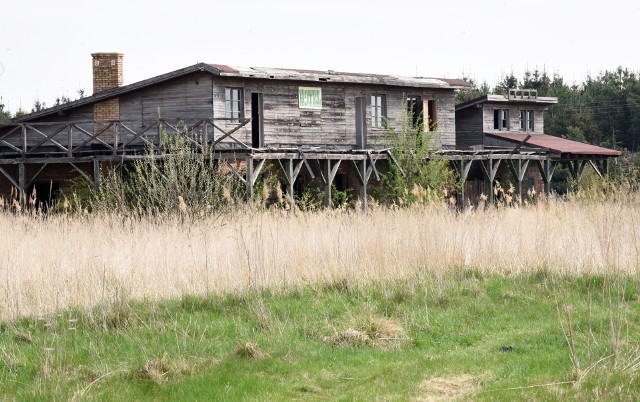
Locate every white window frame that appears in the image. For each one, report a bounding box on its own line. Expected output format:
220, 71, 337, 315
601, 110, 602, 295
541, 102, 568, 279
225, 87, 243, 122
371, 94, 387, 128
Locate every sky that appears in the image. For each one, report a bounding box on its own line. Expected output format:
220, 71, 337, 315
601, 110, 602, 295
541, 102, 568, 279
1, 0, 639, 114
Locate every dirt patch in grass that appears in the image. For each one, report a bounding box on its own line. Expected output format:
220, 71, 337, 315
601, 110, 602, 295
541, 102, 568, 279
323, 328, 370, 348
140, 352, 196, 384
416, 374, 479, 401
324, 317, 408, 349
235, 342, 269, 360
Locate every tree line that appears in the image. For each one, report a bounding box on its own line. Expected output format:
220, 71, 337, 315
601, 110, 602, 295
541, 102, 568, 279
457, 67, 640, 152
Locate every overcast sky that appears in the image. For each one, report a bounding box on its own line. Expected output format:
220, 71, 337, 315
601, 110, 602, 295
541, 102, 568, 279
1, 0, 639, 113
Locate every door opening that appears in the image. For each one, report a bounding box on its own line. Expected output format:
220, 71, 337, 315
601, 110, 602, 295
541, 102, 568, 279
251, 93, 264, 148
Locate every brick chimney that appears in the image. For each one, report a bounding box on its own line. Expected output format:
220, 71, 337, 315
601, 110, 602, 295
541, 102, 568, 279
92, 53, 123, 94
91, 53, 123, 144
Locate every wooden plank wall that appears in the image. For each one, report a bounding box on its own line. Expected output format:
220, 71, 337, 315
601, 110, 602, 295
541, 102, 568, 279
119, 71, 214, 138
482, 104, 547, 134
213, 77, 457, 149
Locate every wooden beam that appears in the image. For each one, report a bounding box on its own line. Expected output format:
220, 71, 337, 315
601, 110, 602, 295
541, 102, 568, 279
509, 135, 532, 155
25, 163, 49, 188
73, 123, 117, 153
385, 150, 405, 177
366, 151, 380, 182
25, 124, 68, 154
0, 166, 19, 189
588, 159, 603, 180
69, 163, 93, 185
225, 160, 246, 184
298, 149, 315, 179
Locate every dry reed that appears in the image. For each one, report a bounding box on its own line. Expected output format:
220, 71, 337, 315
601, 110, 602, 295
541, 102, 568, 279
0, 198, 639, 320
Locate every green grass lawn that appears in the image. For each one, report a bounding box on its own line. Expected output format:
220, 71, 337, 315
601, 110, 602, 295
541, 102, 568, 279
1, 271, 639, 401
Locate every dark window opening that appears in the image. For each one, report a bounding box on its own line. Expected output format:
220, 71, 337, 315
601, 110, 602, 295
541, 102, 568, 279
426, 100, 437, 131
406, 95, 423, 128
493, 109, 509, 130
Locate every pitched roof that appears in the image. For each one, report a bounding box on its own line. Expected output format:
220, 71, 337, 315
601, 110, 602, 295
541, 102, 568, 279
14, 63, 470, 122
485, 132, 621, 156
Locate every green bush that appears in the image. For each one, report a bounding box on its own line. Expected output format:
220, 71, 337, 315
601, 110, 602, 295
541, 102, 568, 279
91, 127, 243, 219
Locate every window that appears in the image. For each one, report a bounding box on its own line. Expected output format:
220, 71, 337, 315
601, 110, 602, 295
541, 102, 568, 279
519, 110, 535, 131
425, 100, 437, 131
225, 87, 243, 122
406, 95, 423, 128
371, 94, 386, 128
493, 109, 509, 130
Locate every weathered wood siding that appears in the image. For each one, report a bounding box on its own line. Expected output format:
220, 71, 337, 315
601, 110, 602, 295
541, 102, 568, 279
454, 107, 483, 149
213, 77, 457, 149
482, 103, 546, 134
119, 71, 214, 132
483, 135, 517, 148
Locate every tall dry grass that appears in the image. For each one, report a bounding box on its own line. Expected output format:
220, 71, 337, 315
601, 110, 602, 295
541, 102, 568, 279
1, 197, 639, 320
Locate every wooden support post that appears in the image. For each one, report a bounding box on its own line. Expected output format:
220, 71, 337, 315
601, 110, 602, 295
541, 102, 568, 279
68, 125, 73, 157
243, 158, 265, 202
21, 124, 27, 156
321, 159, 341, 208
480, 158, 501, 205
453, 160, 473, 208
543, 160, 557, 196
93, 160, 101, 190
18, 163, 26, 205
245, 158, 254, 201
359, 159, 367, 212
284, 159, 295, 209
508, 159, 529, 200
567, 160, 587, 191
323, 160, 331, 207
114, 123, 119, 153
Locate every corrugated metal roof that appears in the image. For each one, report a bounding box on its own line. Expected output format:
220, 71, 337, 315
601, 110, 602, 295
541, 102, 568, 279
208, 64, 471, 89
485, 132, 621, 156
456, 94, 558, 111
16, 63, 469, 122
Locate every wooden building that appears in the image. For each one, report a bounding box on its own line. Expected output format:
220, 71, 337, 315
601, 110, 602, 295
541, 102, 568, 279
0, 53, 470, 208
453, 89, 621, 204
0, 54, 623, 209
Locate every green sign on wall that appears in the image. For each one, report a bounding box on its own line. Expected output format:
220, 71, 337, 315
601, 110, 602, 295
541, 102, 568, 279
298, 87, 322, 109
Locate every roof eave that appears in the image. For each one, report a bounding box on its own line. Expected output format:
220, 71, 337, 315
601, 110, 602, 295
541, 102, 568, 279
13, 63, 218, 122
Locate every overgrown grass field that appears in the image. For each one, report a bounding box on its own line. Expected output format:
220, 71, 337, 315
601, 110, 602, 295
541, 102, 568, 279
0, 197, 639, 400
1, 272, 639, 400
